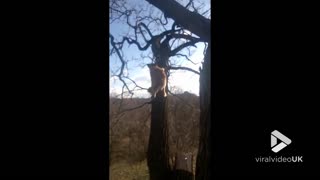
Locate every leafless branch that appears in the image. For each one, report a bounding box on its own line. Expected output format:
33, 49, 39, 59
110, 34, 133, 95
168, 66, 200, 75
120, 100, 153, 114
174, 53, 198, 65
185, 0, 194, 9
138, 22, 154, 40
171, 33, 202, 42
123, 76, 149, 90
201, 8, 211, 17
170, 39, 201, 56
145, 0, 211, 41
110, 0, 207, 101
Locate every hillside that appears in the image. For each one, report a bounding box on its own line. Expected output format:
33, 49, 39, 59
109, 92, 200, 179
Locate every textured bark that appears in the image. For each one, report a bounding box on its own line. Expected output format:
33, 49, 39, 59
174, 153, 193, 172
147, 95, 171, 180
195, 43, 211, 180
172, 152, 194, 180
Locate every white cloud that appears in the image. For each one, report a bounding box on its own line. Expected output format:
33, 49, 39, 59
169, 70, 199, 95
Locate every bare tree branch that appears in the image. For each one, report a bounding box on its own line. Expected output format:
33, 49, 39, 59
123, 76, 149, 90
110, 34, 133, 95
145, 0, 211, 41
174, 53, 198, 65
120, 100, 153, 114
168, 66, 200, 75
185, 0, 194, 9
110, 0, 207, 100
138, 22, 154, 40
201, 8, 211, 17
117, 35, 152, 51
170, 39, 201, 56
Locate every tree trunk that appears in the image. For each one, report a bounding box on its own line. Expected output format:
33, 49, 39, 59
143, 2, 212, 176
147, 41, 172, 179
147, 95, 171, 180
196, 43, 212, 180
172, 152, 194, 180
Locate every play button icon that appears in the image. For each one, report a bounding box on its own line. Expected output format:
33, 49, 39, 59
271, 130, 292, 153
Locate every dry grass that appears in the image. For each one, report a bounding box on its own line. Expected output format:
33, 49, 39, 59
110, 160, 149, 180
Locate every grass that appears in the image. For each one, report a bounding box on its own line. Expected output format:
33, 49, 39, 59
110, 160, 150, 180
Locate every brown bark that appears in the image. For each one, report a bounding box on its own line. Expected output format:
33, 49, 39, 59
172, 152, 194, 180
174, 153, 193, 172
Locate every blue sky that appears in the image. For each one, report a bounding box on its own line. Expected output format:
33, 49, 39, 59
110, 0, 210, 98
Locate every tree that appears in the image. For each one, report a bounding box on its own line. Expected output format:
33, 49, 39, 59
110, 0, 211, 179
140, 2, 211, 179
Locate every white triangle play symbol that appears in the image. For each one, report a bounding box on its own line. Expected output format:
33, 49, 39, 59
271, 130, 292, 153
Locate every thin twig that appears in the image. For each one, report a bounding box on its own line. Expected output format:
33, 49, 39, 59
120, 100, 153, 113
175, 53, 198, 65
168, 66, 200, 75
